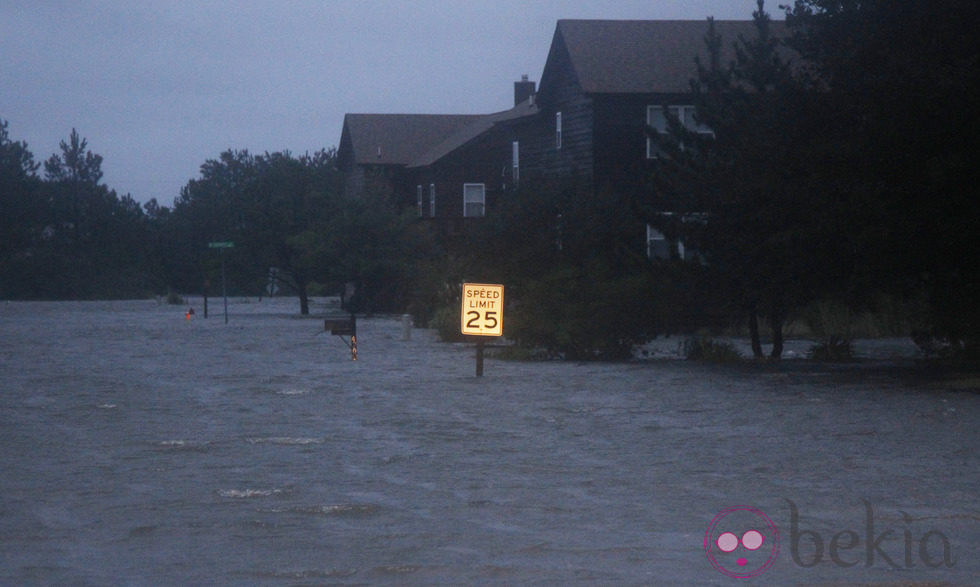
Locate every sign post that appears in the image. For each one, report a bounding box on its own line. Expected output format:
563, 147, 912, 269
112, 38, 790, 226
460, 283, 504, 376
208, 241, 234, 323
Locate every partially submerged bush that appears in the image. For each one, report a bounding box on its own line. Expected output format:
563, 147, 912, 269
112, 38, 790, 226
808, 336, 854, 361
432, 304, 467, 343
683, 337, 742, 363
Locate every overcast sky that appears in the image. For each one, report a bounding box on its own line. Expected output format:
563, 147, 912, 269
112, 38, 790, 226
2, 1, 772, 206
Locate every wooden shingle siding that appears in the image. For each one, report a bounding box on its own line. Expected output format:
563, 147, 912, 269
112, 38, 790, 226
534, 27, 594, 187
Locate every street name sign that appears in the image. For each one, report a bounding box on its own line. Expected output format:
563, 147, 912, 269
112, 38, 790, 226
460, 283, 504, 336
208, 241, 235, 248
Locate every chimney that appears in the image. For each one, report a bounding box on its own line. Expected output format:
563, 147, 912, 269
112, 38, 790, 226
514, 74, 536, 106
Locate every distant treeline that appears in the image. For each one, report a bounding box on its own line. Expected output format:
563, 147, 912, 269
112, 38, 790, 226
2, 0, 978, 361
0, 125, 430, 316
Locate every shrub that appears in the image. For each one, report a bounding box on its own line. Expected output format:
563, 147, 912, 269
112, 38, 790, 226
808, 336, 854, 361
505, 266, 657, 361
432, 304, 467, 342
683, 336, 742, 363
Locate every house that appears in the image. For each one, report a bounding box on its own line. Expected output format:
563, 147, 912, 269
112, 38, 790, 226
337, 19, 773, 254
336, 113, 484, 207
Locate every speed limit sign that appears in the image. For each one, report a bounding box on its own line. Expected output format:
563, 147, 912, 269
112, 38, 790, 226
460, 283, 504, 336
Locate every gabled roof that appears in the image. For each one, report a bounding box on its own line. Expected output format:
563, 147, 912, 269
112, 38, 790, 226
338, 113, 484, 167
408, 98, 538, 168
543, 19, 782, 95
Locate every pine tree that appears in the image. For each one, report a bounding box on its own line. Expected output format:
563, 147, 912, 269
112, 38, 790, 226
648, 1, 807, 359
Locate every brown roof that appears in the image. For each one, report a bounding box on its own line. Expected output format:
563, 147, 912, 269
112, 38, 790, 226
408, 98, 538, 168
340, 113, 484, 166
550, 19, 785, 95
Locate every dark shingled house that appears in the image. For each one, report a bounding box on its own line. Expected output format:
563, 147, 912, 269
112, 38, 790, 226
336, 113, 483, 206
337, 19, 778, 250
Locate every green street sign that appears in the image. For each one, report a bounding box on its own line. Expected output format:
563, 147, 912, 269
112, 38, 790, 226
208, 241, 235, 248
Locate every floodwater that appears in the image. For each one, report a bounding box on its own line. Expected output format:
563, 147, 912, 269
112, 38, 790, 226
1, 299, 978, 585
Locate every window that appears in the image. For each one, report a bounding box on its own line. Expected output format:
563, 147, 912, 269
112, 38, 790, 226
463, 183, 485, 217
416, 185, 423, 217
511, 141, 520, 186
646, 105, 713, 158
646, 225, 670, 259
429, 184, 436, 217
555, 111, 562, 149
646, 222, 694, 260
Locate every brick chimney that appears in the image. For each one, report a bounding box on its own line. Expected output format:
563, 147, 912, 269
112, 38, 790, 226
514, 74, 536, 106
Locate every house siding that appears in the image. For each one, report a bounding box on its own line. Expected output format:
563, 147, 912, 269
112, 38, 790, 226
532, 29, 594, 188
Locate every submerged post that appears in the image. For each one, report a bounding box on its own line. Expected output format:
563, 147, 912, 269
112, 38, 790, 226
207, 241, 234, 324
221, 254, 228, 324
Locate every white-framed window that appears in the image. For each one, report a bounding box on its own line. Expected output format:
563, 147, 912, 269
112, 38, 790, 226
463, 183, 485, 217
429, 183, 436, 217
416, 185, 423, 217
511, 141, 520, 186
646, 105, 713, 158
555, 111, 562, 149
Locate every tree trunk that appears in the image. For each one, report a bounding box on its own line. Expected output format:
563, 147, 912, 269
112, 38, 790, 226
748, 307, 764, 359
769, 305, 784, 360
298, 280, 309, 315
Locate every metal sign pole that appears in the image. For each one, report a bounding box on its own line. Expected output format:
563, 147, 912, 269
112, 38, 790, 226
476, 340, 485, 376
207, 242, 234, 324
460, 283, 503, 377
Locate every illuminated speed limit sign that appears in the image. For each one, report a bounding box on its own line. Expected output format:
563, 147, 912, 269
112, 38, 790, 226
460, 283, 504, 336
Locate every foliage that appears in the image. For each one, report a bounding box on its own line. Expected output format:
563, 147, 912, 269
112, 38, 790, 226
311, 183, 437, 314
683, 337, 742, 363
781, 0, 980, 361
460, 180, 677, 361
646, 1, 814, 360
407, 253, 467, 328
505, 264, 658, 361
166, 148, 433, 314
646, 0, 980, 364
0, 124, 431, 310
431, 304, 467, 343
808, 337, 854, 362
165, 290, 184, 305
1, 123, 161, 299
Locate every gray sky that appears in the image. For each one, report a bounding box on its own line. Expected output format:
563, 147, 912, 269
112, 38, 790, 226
2, 1, 770, 206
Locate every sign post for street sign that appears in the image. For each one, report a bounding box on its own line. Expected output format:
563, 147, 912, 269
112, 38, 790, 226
208, 242, 234, 323
460, 283, 504, 376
